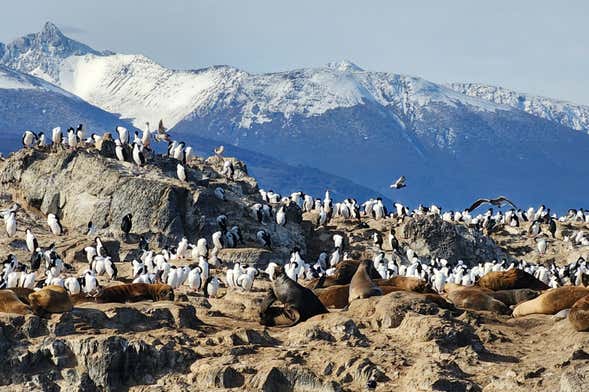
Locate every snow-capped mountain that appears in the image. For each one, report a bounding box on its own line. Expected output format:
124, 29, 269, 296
0, 46, 377, 202
0, 22, 108, 82
2, 22, 589, 210
449, 82, 589, 134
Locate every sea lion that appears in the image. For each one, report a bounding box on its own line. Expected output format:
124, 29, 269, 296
95, 283, 174, 303
316, 284, 445, 309
0, 290, 32, 315
374, 276, 432, 293
447, 287, 510, 314
349, 260, 382, 302
260, 267, 328, 327
316, 284, 350, 309
488, 289, 539, 306
8, 287, 35, 305
28, 286, 73, 315
477, 269, 549, 291
513, 286, 589, 317
568, 294, 589, 331
306, 260, 381, 289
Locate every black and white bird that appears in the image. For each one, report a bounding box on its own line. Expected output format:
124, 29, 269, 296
47, 213, 63, 235
115, 139, 129, 162
390, 176, 406, 189
51, 126, 63, 147
132, 143, 146, 166
121, 213, 132, 240
466, 196, 517, 213
256, 230, 272, 249
5, 211, 16, 237
76, 124, 85, 142
177, 163, 187, 181
116, 126, 129, 145
22, 130, 37, 148
25, 228, 38, 253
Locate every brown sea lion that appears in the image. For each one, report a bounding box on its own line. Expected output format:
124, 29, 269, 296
306, 260, 382, 289
374, 276, 432, 293
95, 283, 174, 303
443, 283, 492, 294
8, 287, 35, 305
447, 287, 510, 314
316, 284, 350, 309
569, 294, 589, 332
488, 289, 539, 306
28, 286, 73, 315
477, 269, 549, 291
0, 290, 32, 315
513, 286, 589, 317
260, 267, 328, 327
349, 260, 382, 302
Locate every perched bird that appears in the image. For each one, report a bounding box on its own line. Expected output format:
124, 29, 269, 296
47, 213, 63, 236
22, 130, 37, 148
5, 211, 16, 237
116, 126, 129, 145
177, 163, 187, 182
121, 213, 133, 240
115, 139, 129, 162
25, 228, 38, 253
154, 119, 171, 142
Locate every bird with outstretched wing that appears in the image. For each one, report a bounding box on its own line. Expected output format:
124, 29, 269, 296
390, 176, 406, 189
466, 196, 517, 213
154, 119, 171, 142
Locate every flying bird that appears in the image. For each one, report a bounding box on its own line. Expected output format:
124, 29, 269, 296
466, 196, 517, 213
214, 145, 225, 156
389, 176, 406, 189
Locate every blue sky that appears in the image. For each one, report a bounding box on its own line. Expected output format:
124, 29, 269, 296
2, 0, 588, 104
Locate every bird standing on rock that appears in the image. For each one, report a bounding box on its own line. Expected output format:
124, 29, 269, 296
121, 213, 133, 241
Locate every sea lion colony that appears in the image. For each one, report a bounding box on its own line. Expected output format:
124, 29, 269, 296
1, 124, 589, 389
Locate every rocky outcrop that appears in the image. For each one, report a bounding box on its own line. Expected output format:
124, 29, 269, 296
0, 148, 307, 258
402, 215, 507, 265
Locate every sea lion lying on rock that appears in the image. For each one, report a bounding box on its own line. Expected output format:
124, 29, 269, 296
260, 267, 328, 327
513, 286, 589, 317
447, 287, 510, 314
29, 286, 73, 315
374, 276, 432, 293
317, 284, 446, 309
8, 287, 34, 305
349, 260, 382, 303
477, 269, 549, 291
488, 289, 539, 306
0, 290, 32, 315
95, 283, 175, 303
569, 294, 589, 332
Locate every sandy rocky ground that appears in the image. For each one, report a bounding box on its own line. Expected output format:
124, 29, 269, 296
0, 143, 588, 392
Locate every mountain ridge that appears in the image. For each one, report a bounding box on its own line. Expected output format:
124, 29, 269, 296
1, 22, 589, 210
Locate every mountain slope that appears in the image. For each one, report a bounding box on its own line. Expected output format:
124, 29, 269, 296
0, 64, 135, 151
2, 23, 589, 210
449, 82, 589, 134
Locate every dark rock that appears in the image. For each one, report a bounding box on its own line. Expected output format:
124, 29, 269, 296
402, 215, 506, 265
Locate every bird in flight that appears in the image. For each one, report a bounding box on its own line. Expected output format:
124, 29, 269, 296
390, 176, 406, 189
466, 196, 517, 213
